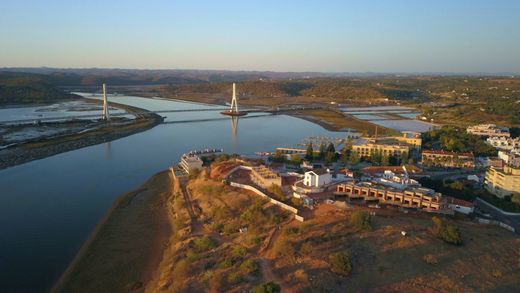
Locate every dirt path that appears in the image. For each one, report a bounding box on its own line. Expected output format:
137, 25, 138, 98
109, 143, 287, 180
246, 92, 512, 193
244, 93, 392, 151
258, 218, 294, 290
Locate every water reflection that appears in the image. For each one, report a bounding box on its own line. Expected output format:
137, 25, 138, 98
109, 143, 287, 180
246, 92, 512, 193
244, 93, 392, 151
104, 141, 112, 159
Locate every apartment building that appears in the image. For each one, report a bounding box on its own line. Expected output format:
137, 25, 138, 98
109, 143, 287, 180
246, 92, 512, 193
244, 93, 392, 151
485, 165, 520, 198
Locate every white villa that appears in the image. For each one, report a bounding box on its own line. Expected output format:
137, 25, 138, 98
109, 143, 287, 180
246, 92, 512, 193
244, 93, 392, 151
303, 169, 332, 187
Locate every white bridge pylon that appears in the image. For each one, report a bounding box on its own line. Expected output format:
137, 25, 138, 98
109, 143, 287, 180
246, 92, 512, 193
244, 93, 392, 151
102, 83, 110, 121
229, 83, 239, 113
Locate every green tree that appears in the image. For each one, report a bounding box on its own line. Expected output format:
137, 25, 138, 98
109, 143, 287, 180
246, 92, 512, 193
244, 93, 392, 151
349, 151, 360, 165
329, 251, 353, 276
290, 154, 302, 166
253, 282, 281, 293
512, 193, 520, 206
430, 216, 462, 245
350, 210, 371, 231
381, 154, 390, 166
326, 142, 336, 154
239, 259, 259, 275
305, 143, 314, 161
319, 142, 327, 159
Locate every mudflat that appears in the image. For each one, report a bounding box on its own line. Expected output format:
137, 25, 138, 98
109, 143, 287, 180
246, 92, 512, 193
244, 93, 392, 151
52, 171, 172, 293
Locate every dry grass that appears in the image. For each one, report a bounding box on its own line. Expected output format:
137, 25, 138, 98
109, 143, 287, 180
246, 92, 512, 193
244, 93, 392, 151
268, 206, 520, 292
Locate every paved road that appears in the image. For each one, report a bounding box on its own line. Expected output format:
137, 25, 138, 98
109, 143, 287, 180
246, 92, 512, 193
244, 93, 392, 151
474, 198, 520, 234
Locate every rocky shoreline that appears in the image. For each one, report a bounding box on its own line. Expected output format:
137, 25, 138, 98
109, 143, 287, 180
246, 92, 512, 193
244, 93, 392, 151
0, 101, 163, 170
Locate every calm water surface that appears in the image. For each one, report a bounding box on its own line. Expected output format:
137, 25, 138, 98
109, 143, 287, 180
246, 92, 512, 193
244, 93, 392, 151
0, 94, 346, 292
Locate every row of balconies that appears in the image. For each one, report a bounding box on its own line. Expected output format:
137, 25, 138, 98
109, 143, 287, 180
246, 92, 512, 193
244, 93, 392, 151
336, 185, 441, 205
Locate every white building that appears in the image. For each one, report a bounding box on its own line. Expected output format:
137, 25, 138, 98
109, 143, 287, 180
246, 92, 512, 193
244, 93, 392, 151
180, 153, 203, 174
487, 136, 520, 151
498, 150, 520, 168
303, 169, 332, 187
447, 197, 474, 215
467, 124, 510, 137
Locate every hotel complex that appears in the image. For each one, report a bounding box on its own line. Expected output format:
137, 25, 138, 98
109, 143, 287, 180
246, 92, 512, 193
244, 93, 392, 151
335, 181, 446, 211
352, 143, 409, 158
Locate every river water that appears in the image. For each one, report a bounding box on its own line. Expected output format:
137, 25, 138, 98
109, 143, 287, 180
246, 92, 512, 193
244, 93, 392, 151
0, 94, 346, 292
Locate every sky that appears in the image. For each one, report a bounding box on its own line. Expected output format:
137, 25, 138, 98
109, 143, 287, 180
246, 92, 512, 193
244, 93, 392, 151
1, 0, 519, 73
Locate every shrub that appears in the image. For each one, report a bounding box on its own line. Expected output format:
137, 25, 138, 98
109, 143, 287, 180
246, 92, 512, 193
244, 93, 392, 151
253, 282, 281, 293
193, 236, 217, 252
284, 226, 300, 236
350, 210, 372, 231
125, 281, 143, 291
273, 238, 295, 260
231, 246, 248, 259
512, 193, 520, 205
227, 272, 243, 284
267, 184, 285, 201
491, 269, 502, 278
239, 259, 259, 275
299, 242, 313, 256
329, 251, 352, 276
423, 254, 439, 265
430, 216, 463, 245
218, 258, 234, 269
172, 259, 190, 283
186, 249, 201, 262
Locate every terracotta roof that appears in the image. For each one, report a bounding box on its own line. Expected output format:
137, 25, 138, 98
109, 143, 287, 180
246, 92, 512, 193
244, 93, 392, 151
362, 165, 422, 175
309, 168, 329, 175
447, 196, 474, 208
422, 150, 474, 157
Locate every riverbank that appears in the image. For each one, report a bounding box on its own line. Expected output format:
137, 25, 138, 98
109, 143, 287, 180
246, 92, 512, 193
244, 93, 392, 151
0, 100, 163, 170
52, 171, 173, 293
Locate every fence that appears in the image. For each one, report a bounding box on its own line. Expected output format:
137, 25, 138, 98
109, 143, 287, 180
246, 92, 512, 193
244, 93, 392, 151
226, 165, 304, 221
477, 217, 516, 233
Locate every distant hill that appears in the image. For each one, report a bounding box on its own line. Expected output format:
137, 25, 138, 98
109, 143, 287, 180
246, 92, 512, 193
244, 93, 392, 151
0, 73, 78, 106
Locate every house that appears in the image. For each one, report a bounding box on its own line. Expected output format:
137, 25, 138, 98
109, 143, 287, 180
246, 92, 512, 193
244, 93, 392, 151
304, 169, 332, 187
180, 153, 203, 174
421, 150, 475, 169
447, 197, 474, 215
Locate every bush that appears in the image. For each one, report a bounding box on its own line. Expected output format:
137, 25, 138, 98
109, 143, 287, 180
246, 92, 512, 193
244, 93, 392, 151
231, 246, 248, 259
239, 259, 259, 275
299, 242, 313, 256
273, 238, 295, 260
284, 226, 300, 236
267, 184, 285, 201
193, 236, 217, 252
172, 259, 190, 283
512, 193, 520, 206
430, 216, 463, 245
218, 258, 234, 269
329, 251, 352, 276
350, 210, 372, 231
253, 282, 281, 293
423, 254, 439, 265
227, 272, 243, 284
125, 281, 143, 291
